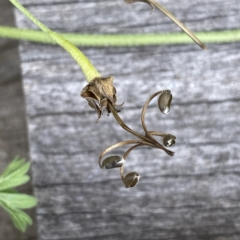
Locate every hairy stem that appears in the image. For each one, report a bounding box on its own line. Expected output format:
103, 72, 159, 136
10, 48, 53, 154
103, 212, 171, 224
1, 26, 240, 46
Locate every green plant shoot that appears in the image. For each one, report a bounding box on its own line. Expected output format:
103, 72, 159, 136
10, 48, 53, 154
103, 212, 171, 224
1, 26, 240, 46
0, 157, 37, 232
9, 0, 101, 83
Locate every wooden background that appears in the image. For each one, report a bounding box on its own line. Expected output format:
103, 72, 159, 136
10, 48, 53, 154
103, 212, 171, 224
12, 0, 240, 239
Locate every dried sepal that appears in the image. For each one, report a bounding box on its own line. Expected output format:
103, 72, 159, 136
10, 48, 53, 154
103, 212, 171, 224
81, 76, 119, 120
123, 172, 140, 188
158, 90, 172, 114
124, 0, 206, 49
101, 155, 125, 169
163, 134, 176, 147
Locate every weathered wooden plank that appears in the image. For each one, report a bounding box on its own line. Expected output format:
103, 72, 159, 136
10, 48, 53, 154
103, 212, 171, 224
13, 0, 240, 239
15, 0, 240, 33
28, 100, 240, 151
19, 43, 240, 117
34, 179, 240, 240
30, 141, 240, 186
25, 57, 240, 239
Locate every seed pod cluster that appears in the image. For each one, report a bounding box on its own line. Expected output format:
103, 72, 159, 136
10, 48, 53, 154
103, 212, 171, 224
96, 88, 176, 188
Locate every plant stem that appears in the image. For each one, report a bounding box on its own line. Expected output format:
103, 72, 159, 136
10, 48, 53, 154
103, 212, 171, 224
8, 0, 101, 82
150, 0, 206, 49
1, 26, 240, 46
108, 103, 154, 144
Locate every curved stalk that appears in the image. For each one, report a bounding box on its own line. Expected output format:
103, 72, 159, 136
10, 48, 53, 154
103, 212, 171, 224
109, 102, 174, 156
123, 143, 144, 160
150, 0, 206, 49
120, 166, 125, 181
98, 140, 154, 168
141, 90, 164, 142
108, 103, 155, 144
148, 131, 166, 137
121, 143, 143, 180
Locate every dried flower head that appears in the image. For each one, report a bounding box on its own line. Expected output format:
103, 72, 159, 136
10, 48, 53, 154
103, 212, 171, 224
81, 76, 120, 120
85, 79, 177, 188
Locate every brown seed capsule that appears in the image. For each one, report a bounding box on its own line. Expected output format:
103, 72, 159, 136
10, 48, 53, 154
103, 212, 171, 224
163, 134, 176, 147
101, 155, 125, 169
158, 90, 172, 114
80, 76, 118, 120
123, 172, 140, 188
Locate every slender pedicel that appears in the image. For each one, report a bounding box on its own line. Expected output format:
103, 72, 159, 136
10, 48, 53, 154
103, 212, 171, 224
124, 0, 206, 49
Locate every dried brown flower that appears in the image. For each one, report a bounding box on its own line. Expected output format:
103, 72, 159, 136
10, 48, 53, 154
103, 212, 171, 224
80, 73, 176, 188
80, 76, 119, 120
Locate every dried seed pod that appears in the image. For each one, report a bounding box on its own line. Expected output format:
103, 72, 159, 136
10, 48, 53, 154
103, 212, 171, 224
158, 90, 172, 114
81, 76, 118, 120
101, 155, 125, 169
163, 134, 176, 147
123, 172, 140, 188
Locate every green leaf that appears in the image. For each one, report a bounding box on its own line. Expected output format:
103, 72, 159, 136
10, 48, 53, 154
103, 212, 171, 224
0, 157, 31, 191
0, 157, 37, 232
0, 175, 30, 191
0, 200, 33, 232
0, 192, 37, 209
0, 156, 27, 178
9, 0, 101, 82
1, 188, 19, 194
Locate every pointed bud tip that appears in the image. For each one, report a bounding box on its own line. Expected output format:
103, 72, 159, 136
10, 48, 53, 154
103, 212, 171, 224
123, 172, 140, 188
163, 134, 176, 147
158, 90, 172, 114
101, 155, 125, 169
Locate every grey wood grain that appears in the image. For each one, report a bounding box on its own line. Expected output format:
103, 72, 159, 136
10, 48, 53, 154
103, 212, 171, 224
15, 0, 240, 33
19, 43, 240, 117
13, 0, 240, 239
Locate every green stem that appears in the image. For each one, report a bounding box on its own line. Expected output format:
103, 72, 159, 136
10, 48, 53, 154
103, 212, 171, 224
8, 0, 101, 82
1, 26, 240, 46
